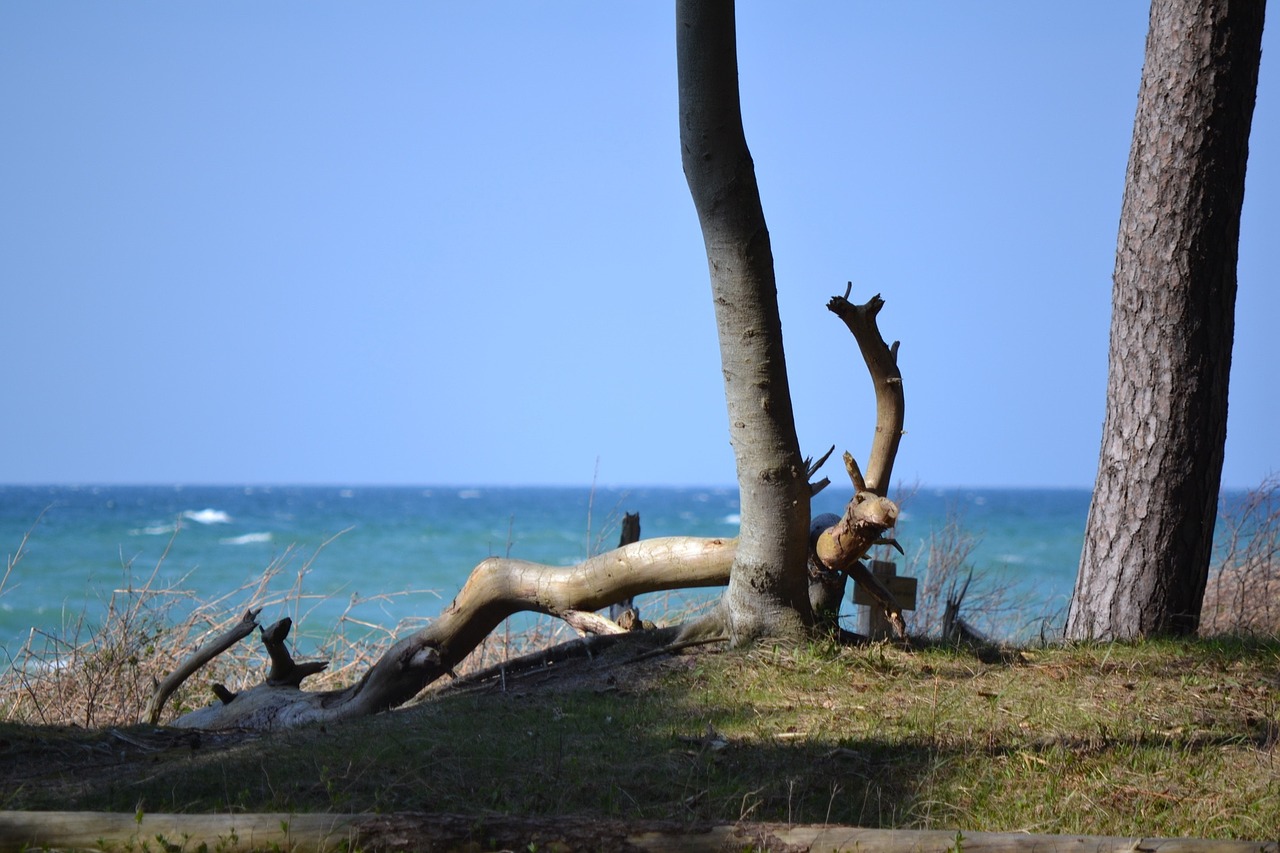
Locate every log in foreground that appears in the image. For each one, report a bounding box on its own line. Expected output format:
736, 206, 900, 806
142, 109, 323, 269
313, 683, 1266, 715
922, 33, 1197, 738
170, 536, 736, 730
3, 811, 1274, 853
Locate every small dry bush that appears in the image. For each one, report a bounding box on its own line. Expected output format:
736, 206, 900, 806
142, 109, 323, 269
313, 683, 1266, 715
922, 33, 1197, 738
876, 500, 1046, 644
0, 529, 436, 727
1201, 475, 1280, 637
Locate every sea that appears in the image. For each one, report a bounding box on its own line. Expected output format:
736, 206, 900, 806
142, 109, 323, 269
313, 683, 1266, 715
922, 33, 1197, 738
0, 484, 1105, 660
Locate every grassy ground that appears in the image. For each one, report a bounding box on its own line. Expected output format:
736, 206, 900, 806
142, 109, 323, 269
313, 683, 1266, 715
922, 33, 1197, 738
3, 482, 1276, 844
2, 634, 1277, 841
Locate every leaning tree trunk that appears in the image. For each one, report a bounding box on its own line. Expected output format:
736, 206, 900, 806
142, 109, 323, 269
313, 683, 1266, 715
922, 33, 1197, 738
677, 0, 813, 644
1066, 0, 1265, 640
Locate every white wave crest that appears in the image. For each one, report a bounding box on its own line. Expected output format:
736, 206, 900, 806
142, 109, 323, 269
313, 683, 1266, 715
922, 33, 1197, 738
130, 524, 177, 536
722, 513, 741, 525
183, 508, 232, 525
221, 532, 273, 546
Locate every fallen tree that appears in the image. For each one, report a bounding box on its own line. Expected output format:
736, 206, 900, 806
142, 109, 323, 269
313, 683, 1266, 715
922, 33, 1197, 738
4, 811, 1274, 853
152, 289, 906, 731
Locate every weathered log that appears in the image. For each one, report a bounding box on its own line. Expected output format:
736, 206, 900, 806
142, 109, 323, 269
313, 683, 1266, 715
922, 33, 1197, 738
440, 626, 683, 693
2, 811, 1274, 853
171, 536, 737, 730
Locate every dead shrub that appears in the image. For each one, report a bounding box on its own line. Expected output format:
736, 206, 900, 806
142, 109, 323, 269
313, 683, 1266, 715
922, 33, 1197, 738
1200, 476, 1280, 637
0, 528, 438, 727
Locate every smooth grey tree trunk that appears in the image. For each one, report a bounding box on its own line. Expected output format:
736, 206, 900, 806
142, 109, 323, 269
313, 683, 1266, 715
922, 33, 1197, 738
1067, 0, 1265, 640
676, 0, 812, 643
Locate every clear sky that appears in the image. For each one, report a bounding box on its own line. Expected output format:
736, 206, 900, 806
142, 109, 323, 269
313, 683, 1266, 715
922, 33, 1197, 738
1, 4, 1275, 489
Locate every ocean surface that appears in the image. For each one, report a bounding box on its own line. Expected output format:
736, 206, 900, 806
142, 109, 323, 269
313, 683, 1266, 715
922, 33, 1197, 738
0, 485, 1102, 657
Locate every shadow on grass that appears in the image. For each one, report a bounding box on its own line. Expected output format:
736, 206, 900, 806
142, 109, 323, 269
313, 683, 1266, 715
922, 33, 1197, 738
3, 635, 1277, 840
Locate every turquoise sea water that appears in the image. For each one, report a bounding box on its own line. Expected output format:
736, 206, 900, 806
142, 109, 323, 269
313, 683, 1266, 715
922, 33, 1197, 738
0, 485, 1096, 654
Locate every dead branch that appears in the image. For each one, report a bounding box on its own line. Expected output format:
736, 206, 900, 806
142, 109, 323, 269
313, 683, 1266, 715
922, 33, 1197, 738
811, 291, 908, 637
561, 609, 627, 636
261, 617, 329, 686
169, 536, 736, 730
144, 607, 261, 724
827, 287, 905, 497
609, 511, 642, 621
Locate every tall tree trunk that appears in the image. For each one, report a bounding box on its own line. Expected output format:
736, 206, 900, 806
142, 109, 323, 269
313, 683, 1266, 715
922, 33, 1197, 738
677, 0, 812, 643
1067, 0, 1265, 640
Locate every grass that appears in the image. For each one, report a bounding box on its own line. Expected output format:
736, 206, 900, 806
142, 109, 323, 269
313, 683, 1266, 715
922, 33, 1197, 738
1, 636, 1276, 841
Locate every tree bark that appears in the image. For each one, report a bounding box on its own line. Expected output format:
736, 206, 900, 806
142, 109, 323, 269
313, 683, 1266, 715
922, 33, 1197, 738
677, 0, 812, 644
1067, 0, 1265, 640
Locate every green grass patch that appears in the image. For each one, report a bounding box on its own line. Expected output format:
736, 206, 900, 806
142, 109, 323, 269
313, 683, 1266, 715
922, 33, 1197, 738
2, 636, 1277, 840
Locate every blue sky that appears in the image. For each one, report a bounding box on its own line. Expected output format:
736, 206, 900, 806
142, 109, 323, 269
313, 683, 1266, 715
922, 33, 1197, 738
2, 3, 1275, 489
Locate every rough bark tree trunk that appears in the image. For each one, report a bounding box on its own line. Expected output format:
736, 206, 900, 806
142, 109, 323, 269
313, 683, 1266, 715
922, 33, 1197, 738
1066, 0, 1265, 640
677, 0, 813, 644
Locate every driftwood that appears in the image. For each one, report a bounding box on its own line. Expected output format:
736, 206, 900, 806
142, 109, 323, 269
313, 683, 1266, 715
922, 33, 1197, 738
168, 536, 737, 729
3, 811, 1274, 853
144, 607, 261, 724
808, 288, 909, 637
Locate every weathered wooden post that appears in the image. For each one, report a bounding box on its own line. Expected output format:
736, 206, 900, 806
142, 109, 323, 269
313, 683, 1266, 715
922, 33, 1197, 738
855, 560, 917, 639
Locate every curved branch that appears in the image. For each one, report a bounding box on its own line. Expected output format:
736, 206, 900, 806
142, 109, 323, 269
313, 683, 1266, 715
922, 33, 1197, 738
144, 607, 261, 724
815, 290, 908, 636
172, 537, 737, 730
827, 289, 904, 497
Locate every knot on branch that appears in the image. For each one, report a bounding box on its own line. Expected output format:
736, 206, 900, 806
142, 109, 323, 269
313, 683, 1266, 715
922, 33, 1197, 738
407, 646, 442, 670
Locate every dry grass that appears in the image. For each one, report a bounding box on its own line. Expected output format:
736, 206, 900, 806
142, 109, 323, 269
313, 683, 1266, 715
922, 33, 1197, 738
878, 504, 1048, 645
1201, 476, 1280, 637
0, 528, 438, 727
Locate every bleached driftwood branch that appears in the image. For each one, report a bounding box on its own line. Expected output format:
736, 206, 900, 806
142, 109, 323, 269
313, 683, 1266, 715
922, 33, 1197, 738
144, 607, 261, 724
167, 536, 736, 730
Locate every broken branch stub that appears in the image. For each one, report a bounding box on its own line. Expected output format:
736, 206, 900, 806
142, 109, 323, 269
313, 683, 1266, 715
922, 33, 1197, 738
261, 618, 329, 687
